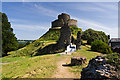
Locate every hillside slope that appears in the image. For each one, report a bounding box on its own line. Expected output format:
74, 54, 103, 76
8, 27, 82, 57
39, 28, 61, 41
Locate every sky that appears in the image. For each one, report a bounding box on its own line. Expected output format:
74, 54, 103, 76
2, 2, 118, 40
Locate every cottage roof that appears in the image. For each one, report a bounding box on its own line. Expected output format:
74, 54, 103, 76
110, 38, 120, 42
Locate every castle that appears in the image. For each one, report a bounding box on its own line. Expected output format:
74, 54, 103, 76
51, 13, 77, 28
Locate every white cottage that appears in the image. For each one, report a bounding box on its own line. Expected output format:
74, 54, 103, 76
65, 43, 76, 53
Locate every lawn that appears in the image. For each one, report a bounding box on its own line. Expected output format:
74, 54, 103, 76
1, 54, 63, 79
0, 56, 30, 63
1, 45, 102, 79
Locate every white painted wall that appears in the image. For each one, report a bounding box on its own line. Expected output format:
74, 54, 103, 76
65, 43, 76, 52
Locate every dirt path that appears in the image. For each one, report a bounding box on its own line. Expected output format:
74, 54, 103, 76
52, 56, 75, 78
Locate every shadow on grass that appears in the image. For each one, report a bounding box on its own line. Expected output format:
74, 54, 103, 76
87, 49, 103, 54
62, 63, 76, 67
35, 43, 65, 56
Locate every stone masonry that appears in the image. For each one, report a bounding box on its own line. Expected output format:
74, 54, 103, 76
52, 13, 77, 28
57, 23, 71, 49
76, 31, 81, 50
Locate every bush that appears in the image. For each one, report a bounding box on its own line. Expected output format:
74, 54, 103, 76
25, 41, 30, 45
106, 53, 120, 69
81, 29, 108, 44
70, 26, 82, 37
18, 44, 25, 49
91, 40, 112, 54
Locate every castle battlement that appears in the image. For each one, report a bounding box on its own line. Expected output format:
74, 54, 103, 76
51, 13, 77, 28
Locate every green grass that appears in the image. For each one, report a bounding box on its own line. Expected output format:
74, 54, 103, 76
1, 45, 102, 79
72, 46, 101, 61
8, 28, 60, 57
8, 40, 56, 57
56, 54, 61, 56
2, 54, 63, 78
0, 56, 30, 63
70, 26, 82, 39
39, 28, 61, 41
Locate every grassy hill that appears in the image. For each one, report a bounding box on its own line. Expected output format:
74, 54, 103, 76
8, 26, 82, 57
39, 27, 61, 41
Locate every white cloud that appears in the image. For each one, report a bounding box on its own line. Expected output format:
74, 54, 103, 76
34, 4, 59, 18
22, 0, 24, 2
11, 23, 50, 40
72, 16, 118, 38
74, 2, 117, 15
94, 2, 118, 11
74, 5, 107, 13
11, 23, 50, 31
9, 18, 32, 24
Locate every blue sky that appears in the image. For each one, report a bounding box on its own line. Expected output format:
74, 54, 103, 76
2, 2, 118, 40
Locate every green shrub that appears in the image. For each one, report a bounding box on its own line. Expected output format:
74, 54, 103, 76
18, 44, 25, 49
106, 53, 120, 69
81, 40, 85, 45
70, 26, 82, 36
91, 40, 112, 54
82, 29, 108, 44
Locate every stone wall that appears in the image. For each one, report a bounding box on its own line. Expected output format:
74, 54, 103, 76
52, 13, 77, 28
68, 19, 77, 27
57, 23, 71, 49
52, 19, 64, 27
76, 31, 81, 50
58, 13, 70, 21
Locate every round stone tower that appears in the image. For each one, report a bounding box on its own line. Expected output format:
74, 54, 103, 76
58, 13, 70, 24
51, 13, 77, 28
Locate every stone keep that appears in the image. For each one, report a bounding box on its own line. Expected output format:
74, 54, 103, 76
57, 23, 71, 49
52, 13, 77, 28
76, 31, 81, 50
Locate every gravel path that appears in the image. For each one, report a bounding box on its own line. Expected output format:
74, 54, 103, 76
57, 52, 72, 55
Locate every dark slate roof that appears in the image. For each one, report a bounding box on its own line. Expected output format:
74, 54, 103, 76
110, 38, 120, 42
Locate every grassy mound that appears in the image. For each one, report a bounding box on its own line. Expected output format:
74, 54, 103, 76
8, 40, 56, 57
39, 28, 61, 41
8, 27, 82, 57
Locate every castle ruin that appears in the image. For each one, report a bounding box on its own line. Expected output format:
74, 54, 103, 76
52, 13, 77, 28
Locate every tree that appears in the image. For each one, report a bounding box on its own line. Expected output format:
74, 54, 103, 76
81, 29, 108, 44
18, 43, 25, 49
25, 41, 30, 45
1, 13, 18, 56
